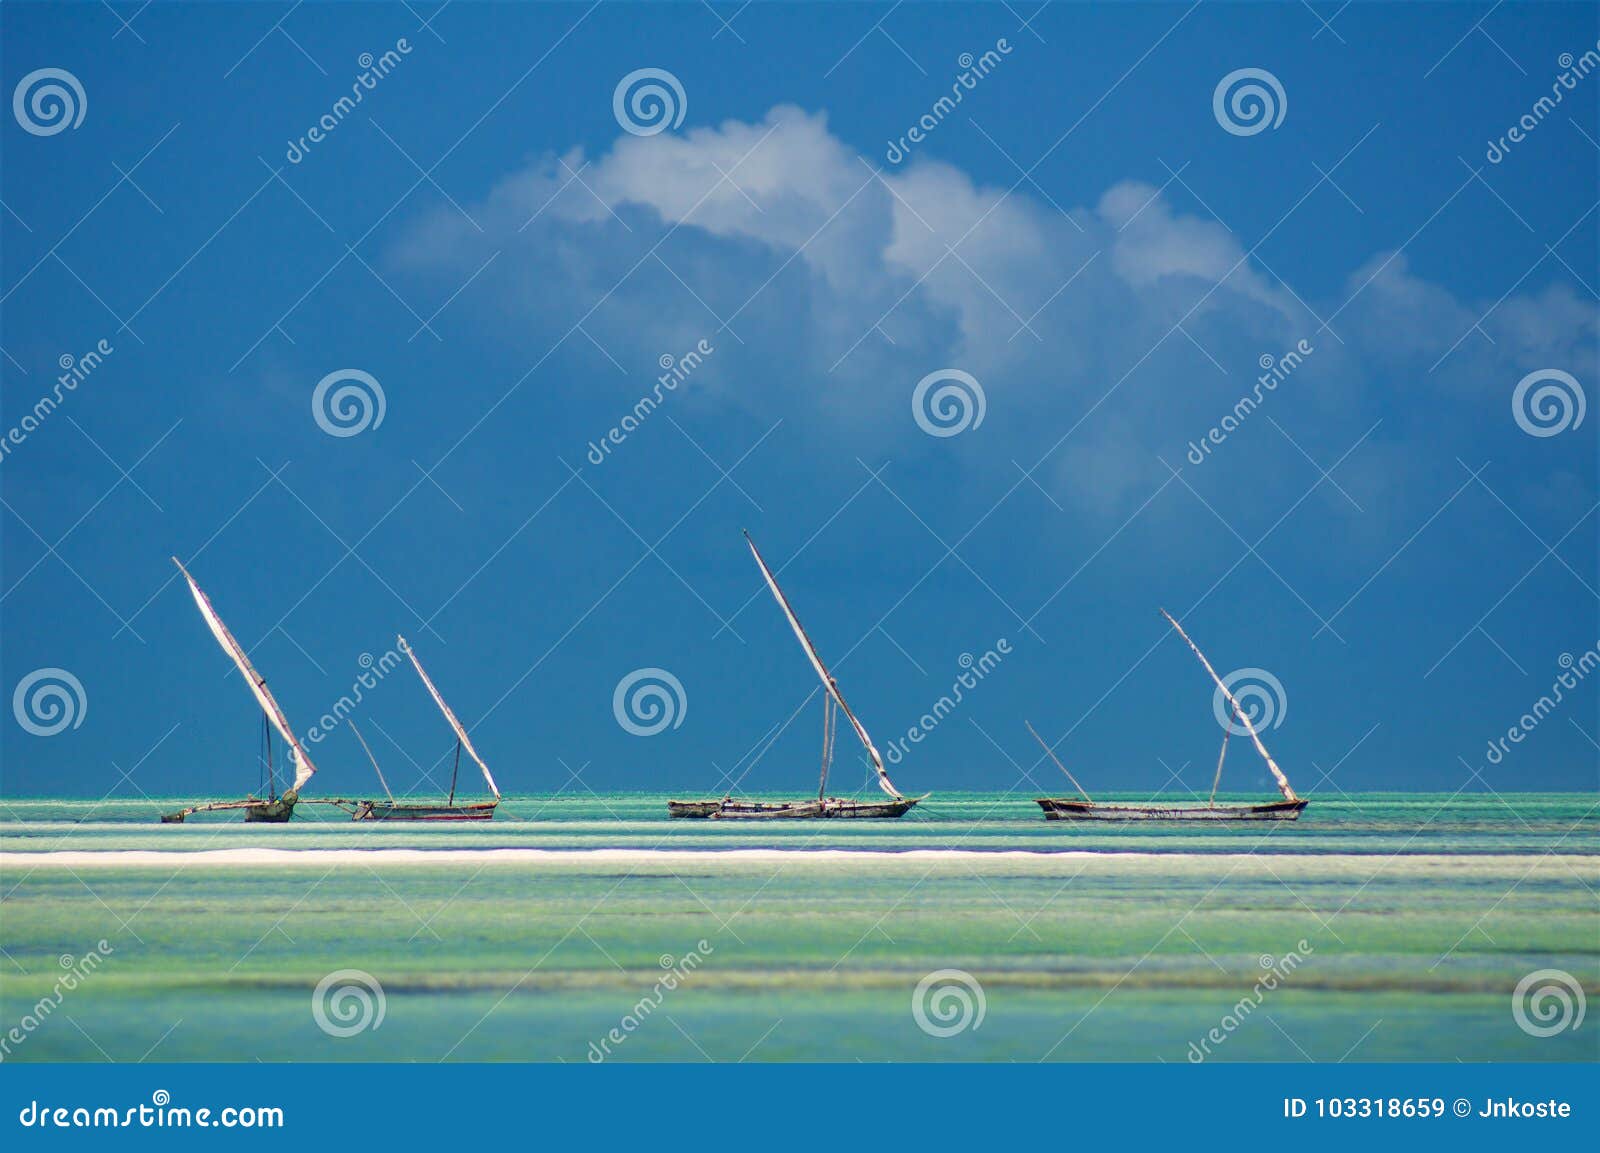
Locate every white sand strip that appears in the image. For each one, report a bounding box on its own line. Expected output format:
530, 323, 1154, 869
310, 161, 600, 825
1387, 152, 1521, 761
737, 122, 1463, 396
1, 847, 1127, 867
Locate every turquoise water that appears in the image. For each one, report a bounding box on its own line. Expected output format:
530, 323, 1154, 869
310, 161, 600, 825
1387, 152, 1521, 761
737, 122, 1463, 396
1, 793, 1595, 1062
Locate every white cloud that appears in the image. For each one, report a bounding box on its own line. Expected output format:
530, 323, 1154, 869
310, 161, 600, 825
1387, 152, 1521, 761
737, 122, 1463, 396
391, 104, 1595, 521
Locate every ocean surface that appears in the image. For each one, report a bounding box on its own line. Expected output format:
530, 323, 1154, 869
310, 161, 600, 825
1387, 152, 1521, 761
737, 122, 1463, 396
1, 793, 1595, 1062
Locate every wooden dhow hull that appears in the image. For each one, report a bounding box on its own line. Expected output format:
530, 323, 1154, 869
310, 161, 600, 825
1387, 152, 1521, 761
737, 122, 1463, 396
161, 795, 297, 823
670, 797, 922, 820
1035, 797, 1307, 822
666, 799, 726, 819
244, 797, 297, 823
352, 800, 497, 822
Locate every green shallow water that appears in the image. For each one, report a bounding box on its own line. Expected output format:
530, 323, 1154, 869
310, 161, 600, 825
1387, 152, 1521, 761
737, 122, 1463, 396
0, 793, 1595, 1062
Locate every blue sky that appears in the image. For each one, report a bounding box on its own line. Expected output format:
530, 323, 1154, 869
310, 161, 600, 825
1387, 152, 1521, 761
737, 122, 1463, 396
2, 1, 1596, 801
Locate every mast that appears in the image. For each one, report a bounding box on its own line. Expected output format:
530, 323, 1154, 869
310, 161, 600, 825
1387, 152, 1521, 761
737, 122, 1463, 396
1210, 702, 1238, 808
349, 721, 394, 803
744, 531, 904, 800
399, 636, 501, 800
260, 713, 276, 800
1159, 609, 1298, 803
818, 695, 837, 802
1026, 720, 1093, 804
173, 558, 317, 795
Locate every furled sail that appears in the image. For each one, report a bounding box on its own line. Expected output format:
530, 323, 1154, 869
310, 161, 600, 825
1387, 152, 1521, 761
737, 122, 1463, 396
172, 558, 317, 794
1160, 609, 1298, 802
744, 532, 904, 800
399, 636, 501, 799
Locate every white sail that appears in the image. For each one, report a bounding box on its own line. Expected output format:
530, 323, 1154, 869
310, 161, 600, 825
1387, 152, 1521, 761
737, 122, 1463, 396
399, 636, 501, 799
744, 532, 903, 800
1160, 610, 1298, 802
172, 558, 317, 794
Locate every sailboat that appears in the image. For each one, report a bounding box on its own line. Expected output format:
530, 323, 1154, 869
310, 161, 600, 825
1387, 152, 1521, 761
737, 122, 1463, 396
161, 558, 319, 823
1033, 609, 1307, 822
668, 531, 924, 820
351, 636, 500, 821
